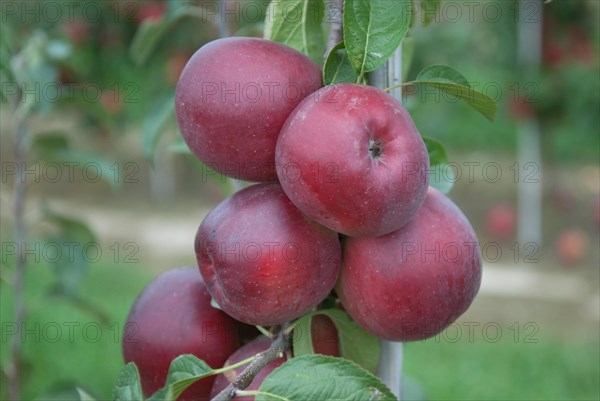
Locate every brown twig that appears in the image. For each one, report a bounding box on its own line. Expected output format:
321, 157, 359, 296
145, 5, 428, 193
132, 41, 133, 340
324, 0, 345, 62
210, 322, 293, 401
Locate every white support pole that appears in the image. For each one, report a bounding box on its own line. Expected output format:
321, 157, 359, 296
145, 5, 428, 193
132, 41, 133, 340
369, 46, 404, 399
516, 0, 543, 247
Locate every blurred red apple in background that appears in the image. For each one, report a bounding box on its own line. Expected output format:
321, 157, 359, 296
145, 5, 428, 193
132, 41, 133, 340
485, 203, 516, 240
135, 1, 167, 25
555, 228, 590, 267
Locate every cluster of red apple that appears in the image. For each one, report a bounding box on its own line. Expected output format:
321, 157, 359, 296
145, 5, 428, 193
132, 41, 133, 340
122, 37, 482, 400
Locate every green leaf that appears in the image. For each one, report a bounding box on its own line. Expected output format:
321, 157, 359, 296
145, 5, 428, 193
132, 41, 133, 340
77, 388, 96, 401
49, 150, 123, 189
415, 64, 469, 86
421, 0, 441, 26
264, 0, 325, 65
292, 310, 380, 374
43, 207, 97, 245
256, 355, 397, 401
112, 363, 143, 401
402, 65, 497, 121
401, 37, 415, 82
31, 133, 70, 157
422, 137, 454, 194
130, 18, 173, 65
147, 355, 214, 401
143, 95, 175, 162
344, 0, 411, 76
130, 7, 206, 65
168, 135, 192, 154
323, 42, 359, 85
40, 207, 96, 296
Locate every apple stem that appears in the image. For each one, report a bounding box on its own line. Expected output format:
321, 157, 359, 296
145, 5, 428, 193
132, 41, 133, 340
210, 322, 293, 401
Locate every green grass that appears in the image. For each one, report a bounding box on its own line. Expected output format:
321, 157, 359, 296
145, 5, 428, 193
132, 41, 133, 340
2, 261, 599, 401
1, 260, 155, 400
403, 335, 600, 401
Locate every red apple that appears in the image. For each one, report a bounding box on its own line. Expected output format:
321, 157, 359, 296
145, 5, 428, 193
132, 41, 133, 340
101, 88, 123, 115
210, 336, 287, 400
275, 83, 429, 237
555, 228, 589, 267
485, 203, 516, 240
175, 37, 322, 181
508, 98, 533, 121
337, 187, 482, 341
63, 19, 90, 46
135, 1, 167, 25
196, 182, 342, 326
310, 314, 340, 357
122, 267, 241, 400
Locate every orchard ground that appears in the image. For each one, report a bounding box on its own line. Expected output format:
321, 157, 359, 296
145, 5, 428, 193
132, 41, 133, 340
1, 147, 598, 400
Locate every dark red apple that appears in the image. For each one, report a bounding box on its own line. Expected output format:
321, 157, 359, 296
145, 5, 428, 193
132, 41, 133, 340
310, 314, 340, 357
175, 37, 322, 181
337, 187, 482, 341
275, 83, 429, 237
485, 203, 516, 240
196, 182, 342, 326
210, 336, 286, 400
122, 267, 241, 400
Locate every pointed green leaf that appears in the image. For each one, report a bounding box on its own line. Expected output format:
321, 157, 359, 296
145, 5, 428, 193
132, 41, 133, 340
416, 64, 469, 86
401, 37, 415, 81
43, 207, 96, 244
264, 0, 325, 65
422, 137, 454, 194
31, 133, 70, 157
77, 388, 96, 401
48, 150, 123, 189
344, 0, 411, 76
143, 95, 175, 162
421, 0, 441, 26
112, 363, 143, 401
256, 355, 397, 401
130, 6, 211, 65
147, 355, 214, 401
323, 42, 359, 85
168, 135, 192, 154
401, 65, 497, 121
292, 310, 380, 374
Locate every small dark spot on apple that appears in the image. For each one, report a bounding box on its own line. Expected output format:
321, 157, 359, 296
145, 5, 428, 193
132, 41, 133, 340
368, 139, 383, 159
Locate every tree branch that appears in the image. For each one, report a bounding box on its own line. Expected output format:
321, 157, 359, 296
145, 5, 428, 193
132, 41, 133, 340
9, 79, 27, 401
324, 0, 344, 62
211, 323, 293, 401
